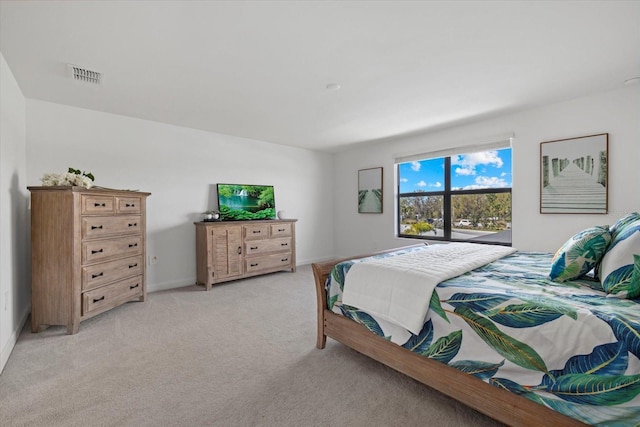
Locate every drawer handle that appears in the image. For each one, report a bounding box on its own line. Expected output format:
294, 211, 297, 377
237, 246, 242, 255
94, 203, 106, 207
281, 243, 288, 247
93, 296, 105, 303
91, 249, 104, 254
129, 263, 138, 268
91, 272, 104, 279
125, 203, 136, 207
128, 243, 138, 248
278, 228, 285, 232
129, 283, 140, 290
250, 246, 258, 250
252, 230, 261, 234
281, 258, 289, 262
91, 225, 103, 230
128, 223, 138, 227
250, 263, 259, 267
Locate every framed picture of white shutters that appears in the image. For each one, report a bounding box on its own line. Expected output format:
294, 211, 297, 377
540, 133, 608, 214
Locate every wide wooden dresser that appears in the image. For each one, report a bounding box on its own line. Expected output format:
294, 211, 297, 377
29, 186, 151, 334
195, 219, 297, 290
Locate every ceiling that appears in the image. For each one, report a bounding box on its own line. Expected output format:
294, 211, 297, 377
1, 1, 639, 152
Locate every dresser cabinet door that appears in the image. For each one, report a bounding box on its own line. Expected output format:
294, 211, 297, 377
211, 226, 243, 280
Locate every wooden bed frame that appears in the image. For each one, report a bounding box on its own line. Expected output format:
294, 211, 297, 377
312, 249, 589, 427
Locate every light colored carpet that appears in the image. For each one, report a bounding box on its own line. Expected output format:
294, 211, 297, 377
0, 265, 504, 427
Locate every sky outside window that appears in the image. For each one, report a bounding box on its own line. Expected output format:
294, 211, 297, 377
399, 148, 512, 193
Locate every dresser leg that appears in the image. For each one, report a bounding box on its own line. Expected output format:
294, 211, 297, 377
66, 322, 79, 335
31, 317, 40, 333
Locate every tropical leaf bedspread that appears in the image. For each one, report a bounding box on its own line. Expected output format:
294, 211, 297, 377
326, 246, 640, 426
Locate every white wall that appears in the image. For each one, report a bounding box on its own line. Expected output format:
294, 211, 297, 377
333, 86, 640, 257
26, 100, 335, 292
0, 53, 29, 373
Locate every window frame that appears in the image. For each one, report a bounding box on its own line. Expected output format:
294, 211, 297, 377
397, 152, 512, 245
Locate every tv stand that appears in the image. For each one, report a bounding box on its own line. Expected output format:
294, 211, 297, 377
194, 219, 297, 290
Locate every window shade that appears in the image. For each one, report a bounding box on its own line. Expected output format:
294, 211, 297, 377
393, 133, 514, 164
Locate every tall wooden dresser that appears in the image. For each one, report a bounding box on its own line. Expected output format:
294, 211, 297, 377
195, 219, 297, 290
29, 186, 151, 334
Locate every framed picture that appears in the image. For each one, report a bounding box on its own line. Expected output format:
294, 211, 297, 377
540, 133, 608, 214
358, 167, 383, 213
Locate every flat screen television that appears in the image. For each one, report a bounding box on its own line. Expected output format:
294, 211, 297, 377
217, 184, 276, 221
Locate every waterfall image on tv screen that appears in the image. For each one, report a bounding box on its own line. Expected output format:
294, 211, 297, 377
217, 184, 276, 220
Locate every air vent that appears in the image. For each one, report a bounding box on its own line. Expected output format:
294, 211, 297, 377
67, 64, 102, 85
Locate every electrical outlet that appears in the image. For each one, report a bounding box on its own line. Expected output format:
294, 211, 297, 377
149, 255, 157, 265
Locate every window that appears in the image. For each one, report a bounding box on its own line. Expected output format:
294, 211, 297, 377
397, 147, 512, 245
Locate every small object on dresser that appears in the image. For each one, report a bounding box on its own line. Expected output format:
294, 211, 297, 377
203, 210, 220, 222
277, 210, 286, 219
41, 167, 95, 189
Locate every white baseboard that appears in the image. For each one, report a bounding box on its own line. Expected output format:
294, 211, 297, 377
296, 256, 337, 265
0, 305, 30, 375
147, 277, 198, 293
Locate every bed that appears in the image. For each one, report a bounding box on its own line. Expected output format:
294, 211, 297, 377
312, 217, 640, 427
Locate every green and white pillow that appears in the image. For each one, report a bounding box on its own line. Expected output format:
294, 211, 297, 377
599, 217, 640, 299
609, 212, 640, 239
549, 226, 611, 282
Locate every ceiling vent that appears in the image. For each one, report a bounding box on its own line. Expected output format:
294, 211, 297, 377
67, 64, 102, 85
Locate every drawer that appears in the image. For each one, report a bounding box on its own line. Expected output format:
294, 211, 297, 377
82, 215, 142, 239
245, 252, 293, 274
117, 196, 142, 214
270, 223, 292, 237
243, 224, 270, 240
82, 275, 143, 317
82, 255, 143, 291
82, 195, 115, 215
245, 237, 292, 256
82, 236, 143, 264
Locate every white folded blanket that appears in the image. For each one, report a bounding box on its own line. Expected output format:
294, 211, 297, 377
341, 243, 517, 335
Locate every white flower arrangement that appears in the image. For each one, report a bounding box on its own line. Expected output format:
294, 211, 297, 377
41, 168, 95, 189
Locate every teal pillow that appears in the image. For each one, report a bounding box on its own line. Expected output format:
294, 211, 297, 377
609, 212, 640, 239
594, 213, 640, 279
599, 218, 640, 298
549, 226, 611, 282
